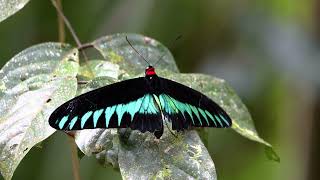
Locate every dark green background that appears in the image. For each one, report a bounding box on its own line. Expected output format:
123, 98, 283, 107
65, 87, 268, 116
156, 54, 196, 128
1, 0, 317, 180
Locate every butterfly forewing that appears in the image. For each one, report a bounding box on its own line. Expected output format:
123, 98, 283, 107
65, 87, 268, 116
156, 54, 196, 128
157, 77, 232, 131
49, 77, 162, 133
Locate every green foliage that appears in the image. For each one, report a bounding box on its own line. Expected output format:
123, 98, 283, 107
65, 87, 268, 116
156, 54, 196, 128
0, 33, 278, 179
74, 34, 218, 178
0, 43, 79, 179
0, 0, 30, 22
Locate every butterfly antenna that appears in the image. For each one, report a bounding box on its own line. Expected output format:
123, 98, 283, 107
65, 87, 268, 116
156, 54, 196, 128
154, 35, 182, 67
126, 36, 150, 66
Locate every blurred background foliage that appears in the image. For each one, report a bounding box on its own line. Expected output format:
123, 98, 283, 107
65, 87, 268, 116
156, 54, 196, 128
0, 0, 318, 180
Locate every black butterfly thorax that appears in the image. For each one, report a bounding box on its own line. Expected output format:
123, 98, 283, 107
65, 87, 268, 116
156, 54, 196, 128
143, 74, 164, 95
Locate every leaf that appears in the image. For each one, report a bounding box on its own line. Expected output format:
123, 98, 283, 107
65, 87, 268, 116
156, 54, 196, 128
0, 43, 79, 180
75, 33, 217, 179
74, 33, 277, 180
157, 70, 278, 159
0, 0, 30, 23
75, 77, 217, 179
93, 33, 179, 75
78, 60, 122, 80
117, 131, 217, 179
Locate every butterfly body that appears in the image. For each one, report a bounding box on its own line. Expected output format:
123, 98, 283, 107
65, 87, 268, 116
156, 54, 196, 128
49, 66, 232, 138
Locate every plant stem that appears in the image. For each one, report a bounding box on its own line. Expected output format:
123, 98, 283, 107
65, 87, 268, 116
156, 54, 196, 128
52, 0, 80, 47
78, 43, 94, 51
67, 135, 81, 180
51, 0, 94, 76
55, 1, 81, 180
56, 0, 65, 42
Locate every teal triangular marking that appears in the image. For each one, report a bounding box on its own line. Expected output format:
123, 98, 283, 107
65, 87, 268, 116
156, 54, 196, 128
93, 109, 104, 128
81, 111, 93, 128
116, 104, 125, 126
134, 96, 144, 113
205, 110, 217, 126
140, 94, 150, 113
184, 104, 194, 124
214, 114, 223, 127
161, 94, 173, 114
171, 98, 187, 119
68, 116, 78, 130
148, 95, 158, 114
198, 108, 209, 126
165, 95, 178, 113
190, 105, 202, 126
59, 115, 69, 129
219, 114, 230, 126
105, 106, 116, 127
159, 94, 166, 112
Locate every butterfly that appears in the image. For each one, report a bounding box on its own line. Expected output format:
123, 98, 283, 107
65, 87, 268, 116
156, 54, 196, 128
49, 37, 232, 139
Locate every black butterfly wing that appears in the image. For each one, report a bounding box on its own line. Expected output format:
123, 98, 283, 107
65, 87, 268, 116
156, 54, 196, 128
157, 77, 232, 131
49, 77, 163, 133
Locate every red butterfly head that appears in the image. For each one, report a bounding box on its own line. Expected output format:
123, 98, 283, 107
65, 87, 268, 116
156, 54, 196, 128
145, 66, 156, 76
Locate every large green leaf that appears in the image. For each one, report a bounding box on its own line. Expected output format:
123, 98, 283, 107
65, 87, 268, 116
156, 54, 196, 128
78, 60, 122, 80
73, 33, 278, 180
0, 43, 79, 180
93, 33, 179, 75
75, 77, 217, 179
75, 34, 217, 179
0, 0, 30, 23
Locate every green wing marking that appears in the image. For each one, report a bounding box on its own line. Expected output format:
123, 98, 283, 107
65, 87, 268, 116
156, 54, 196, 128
105, 106, 116, 127
55, 94, 162, 129
54, 92, 229, 130
93, 109, 104, 127
81, 111, 93, 128
69, 116, 78, 130
155, 93, 229, 128
59, 116, 69, 129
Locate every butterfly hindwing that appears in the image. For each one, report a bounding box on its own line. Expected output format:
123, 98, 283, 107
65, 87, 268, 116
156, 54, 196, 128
130, 94, 163, 133
49, 78, 163, 133
157, 77, 232, 131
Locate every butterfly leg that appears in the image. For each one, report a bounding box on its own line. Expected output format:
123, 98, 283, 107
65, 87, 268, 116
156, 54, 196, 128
164, 120, 178, 139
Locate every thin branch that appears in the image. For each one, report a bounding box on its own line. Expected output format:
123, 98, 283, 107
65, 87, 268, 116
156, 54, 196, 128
56, 0, 65, 42
51, 0, 94, 77
78, 43, 94, 51
67, 135, 81, 180
54, 1, 81, 180
51, 0, 81, 47
77, 80, 89, 85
